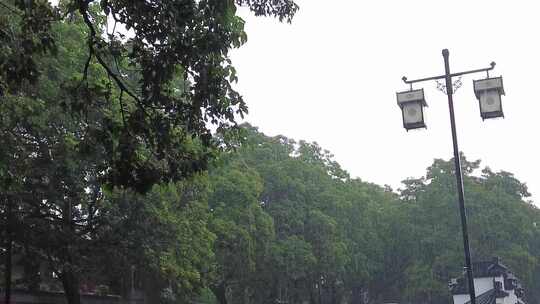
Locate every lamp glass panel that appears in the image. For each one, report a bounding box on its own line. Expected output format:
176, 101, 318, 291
403, 102, 423, 125
479, 90, 502, 114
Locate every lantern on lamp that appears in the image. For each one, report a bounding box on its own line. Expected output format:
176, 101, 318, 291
396, 88, 428, 130
473, 77, 505, 120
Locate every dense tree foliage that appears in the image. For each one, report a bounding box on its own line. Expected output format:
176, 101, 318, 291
0, 0, 298, 193
197, 126, 540, 304
2, 120, 539, 304
0, 1, 297, 303
392, 156, 539, 304
98, 178, 216, 303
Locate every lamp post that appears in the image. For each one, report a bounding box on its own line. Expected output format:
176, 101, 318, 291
397, 49, 506, 304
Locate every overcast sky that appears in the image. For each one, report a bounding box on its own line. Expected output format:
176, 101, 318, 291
231, 0, 540, 205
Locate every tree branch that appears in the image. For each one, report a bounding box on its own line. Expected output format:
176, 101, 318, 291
82, 52, 92, 82
77, 2, 145, 111
0, 1, 22, 15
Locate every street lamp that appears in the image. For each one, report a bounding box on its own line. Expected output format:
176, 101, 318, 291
473, 77, 505, 119
396, 89, 428, 130
397, 49, 505, 304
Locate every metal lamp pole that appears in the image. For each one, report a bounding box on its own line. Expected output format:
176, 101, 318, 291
402, 49, 497, 304
442, 49, 476, 304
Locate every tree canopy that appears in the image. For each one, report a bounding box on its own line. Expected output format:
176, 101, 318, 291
0, 0, 298, 192
2, 120, 539, 304
1, 1, 298, 303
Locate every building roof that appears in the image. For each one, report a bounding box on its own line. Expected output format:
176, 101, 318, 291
463, 289, 509, 304
472, 258, 509, 278
450, 258, 516, 295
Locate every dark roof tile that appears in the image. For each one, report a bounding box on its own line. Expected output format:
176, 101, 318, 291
464, 289, 496, 304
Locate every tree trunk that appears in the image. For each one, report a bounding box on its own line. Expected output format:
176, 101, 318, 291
61, 200, 81, 304
350, 284, 364, 304
331, 282, 341, 304
142, 273, 162, 304
211, 283, 228, 304
309, 287, 317, 304
4, 198, 12, 304
61, 268, 81, 304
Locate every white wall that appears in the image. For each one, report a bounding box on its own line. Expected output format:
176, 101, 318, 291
453, 294, 470, 304
474, 277, 497, 295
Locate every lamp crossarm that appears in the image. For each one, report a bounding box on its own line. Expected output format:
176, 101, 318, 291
402, 62, 496, 85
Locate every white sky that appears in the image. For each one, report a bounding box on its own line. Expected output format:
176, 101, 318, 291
231, 0, 540, 205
